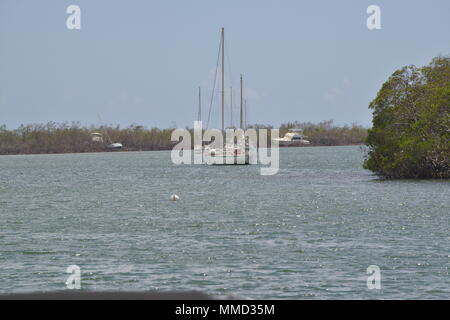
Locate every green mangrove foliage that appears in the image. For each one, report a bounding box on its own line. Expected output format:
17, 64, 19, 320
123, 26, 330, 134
364, 56, 450, 179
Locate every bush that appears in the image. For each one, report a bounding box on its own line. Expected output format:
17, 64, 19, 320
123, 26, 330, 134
364, 56, 450, 179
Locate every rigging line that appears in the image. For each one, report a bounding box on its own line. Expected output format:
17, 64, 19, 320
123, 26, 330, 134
219, 37, 236, 128
225, 38, 234, 117
225, 39, 235, 127
224, 38, 234, 89
206, 33, 223, 130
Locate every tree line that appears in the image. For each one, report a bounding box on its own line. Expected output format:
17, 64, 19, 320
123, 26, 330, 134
0, 121, 367, 155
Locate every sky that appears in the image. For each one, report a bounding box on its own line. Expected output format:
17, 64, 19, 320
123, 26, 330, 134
1, 0, 449, 129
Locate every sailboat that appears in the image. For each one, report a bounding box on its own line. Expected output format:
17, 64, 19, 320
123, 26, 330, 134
202, 28, 255, 165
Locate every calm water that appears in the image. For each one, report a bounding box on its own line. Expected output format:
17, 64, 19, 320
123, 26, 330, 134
0, 146, 449, 299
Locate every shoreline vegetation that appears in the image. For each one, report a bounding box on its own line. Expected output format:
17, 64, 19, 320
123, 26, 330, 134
0, 120, 367, 155
364, 55, 449, 179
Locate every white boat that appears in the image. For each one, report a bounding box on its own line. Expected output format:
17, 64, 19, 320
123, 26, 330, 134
90, 132, 122, 149
95, 114, 123, 150
204, 133, 257, 165
107, 142, 123, 149
272, 128, 310, 146
90, 132, 104, 143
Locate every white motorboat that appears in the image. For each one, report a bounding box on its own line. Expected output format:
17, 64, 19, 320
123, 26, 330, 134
95, 114, 124, 150
272, 129, 310, 146
107, 142, 123, 149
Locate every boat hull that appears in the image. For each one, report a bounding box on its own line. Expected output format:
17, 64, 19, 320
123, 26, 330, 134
204, 153, 250, 165
277, 141, 310, 147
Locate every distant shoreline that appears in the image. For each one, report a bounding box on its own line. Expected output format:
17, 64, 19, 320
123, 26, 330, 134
0, 143, 366, 157
0, 121, 368, 156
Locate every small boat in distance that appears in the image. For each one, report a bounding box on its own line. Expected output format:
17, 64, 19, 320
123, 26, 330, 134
91, 132, 123, 149
91, 116, 123, 150
272, 128, 310, 146
91, 132, 104, 143
107, 142, 123, 149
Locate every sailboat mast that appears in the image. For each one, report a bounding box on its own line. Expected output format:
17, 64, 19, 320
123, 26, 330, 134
240, 74, 243, 129
221, 27, 225, 133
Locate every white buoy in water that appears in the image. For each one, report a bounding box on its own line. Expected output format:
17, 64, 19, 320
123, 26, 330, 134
170, 194, 179, 201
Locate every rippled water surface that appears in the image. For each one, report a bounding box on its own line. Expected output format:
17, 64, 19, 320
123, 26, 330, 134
0, 146, 449, 299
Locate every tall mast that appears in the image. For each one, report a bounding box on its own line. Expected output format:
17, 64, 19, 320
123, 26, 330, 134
221, 28, 225, 133
198, 87, 201, 122
240, 74, 243, 129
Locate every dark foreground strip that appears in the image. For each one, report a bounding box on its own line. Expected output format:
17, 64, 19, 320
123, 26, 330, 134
0, 292, 445, 319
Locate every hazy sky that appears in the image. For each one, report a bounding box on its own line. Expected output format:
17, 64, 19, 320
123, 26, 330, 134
1, 0, 449, 129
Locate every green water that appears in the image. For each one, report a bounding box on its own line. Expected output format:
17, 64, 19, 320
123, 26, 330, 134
0, 146, 449, 299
